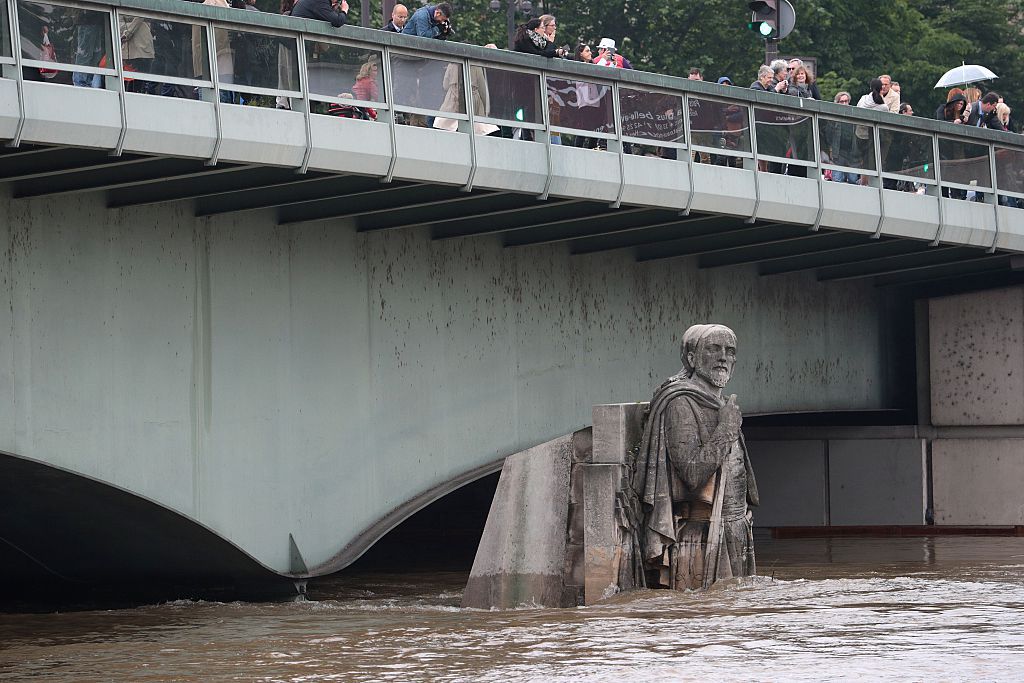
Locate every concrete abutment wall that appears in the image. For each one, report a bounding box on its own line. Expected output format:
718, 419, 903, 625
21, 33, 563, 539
2, 187, 889, 576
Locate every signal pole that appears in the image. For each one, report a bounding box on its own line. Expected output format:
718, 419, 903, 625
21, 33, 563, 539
765, 38, 779, 65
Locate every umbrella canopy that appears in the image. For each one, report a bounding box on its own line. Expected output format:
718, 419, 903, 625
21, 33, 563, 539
934, 64, 998, 89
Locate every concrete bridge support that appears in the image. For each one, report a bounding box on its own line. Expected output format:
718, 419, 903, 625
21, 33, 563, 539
928, 286, 1024, 526
1, 185, 891, 581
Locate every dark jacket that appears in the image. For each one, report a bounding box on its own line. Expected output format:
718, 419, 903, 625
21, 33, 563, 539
382, 20, 402, 32
290, 0, 347, 27
750, 80, 771, 92
402, 5, 442, 38
513, 29, 560, 58
788, 81, 813, 99
936, 93, 968, 123
967, 101, 1004, 131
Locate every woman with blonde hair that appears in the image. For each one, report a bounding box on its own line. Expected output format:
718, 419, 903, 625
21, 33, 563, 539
996, 102, 1011, 131
351, 59, 380, 103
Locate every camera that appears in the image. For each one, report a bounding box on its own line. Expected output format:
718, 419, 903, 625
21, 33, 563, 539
436, 19, 453, 39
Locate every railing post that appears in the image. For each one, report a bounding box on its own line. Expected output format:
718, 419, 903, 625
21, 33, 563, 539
930, 135, 946, 246
461, 58, 478, 193
810, 112, 824, 232
206, 20, 224, 166
6, 0, 26, 148
381, 45, 399, 184
679, 93, 695, 216
110, 7, 128, 157
746, 104, 761, 224
988, 143, 1000, 253
538, 70, 552, 201
871, 124, 886, 239
295, 33, 313, 175
610, 81, 626, 209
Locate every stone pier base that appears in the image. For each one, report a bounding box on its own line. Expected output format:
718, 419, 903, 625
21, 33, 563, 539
462, 404, 647, 609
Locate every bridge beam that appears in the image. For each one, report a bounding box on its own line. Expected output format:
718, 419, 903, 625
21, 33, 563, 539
502, 209, 698, 248
699, 232, 869, 269
569, 216, 749, 255
873, 255, 1017, 287
636, 223, 807, 262
277, 186, 499, 226
107, 166, 333, 209
12, 158, 244, 198
357, 193, 547, 232
817, 246, 985, 281
430, 200, 608, 240
0, 147, 148, 182
758, 239, 931, 276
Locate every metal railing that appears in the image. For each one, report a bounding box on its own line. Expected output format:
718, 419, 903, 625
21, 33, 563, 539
4, 0, 1024, 231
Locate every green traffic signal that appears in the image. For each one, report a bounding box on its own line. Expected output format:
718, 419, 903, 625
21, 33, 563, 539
747, 0, 779, 39
747, 20, 776, 38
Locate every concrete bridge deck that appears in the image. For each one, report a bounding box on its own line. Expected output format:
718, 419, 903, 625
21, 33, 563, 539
3, 0, 1024, 594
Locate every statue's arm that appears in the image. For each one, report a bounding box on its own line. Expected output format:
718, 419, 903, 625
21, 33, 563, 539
664, 399, 733, 493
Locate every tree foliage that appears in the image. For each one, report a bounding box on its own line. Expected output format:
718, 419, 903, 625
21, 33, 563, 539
265, 0, 1024, 127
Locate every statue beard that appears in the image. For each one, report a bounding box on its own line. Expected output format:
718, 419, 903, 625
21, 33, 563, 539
696, 366, 731, 389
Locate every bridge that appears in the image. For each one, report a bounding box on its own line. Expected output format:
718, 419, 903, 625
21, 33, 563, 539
3, 0, 1024, 598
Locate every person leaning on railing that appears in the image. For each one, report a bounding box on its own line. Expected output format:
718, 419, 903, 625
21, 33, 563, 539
513, 16, 569, 58
290, 0, 350, 28
402, 3, 453, 40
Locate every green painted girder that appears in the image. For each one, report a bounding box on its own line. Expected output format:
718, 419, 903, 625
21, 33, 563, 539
636, 223, 807, 262
108, 166, 332, 209
277, 185, 499, 226
503, 209, 704, 248
699, 231, 869, 269
758, 238, 929, 276
816, 245, 988, 281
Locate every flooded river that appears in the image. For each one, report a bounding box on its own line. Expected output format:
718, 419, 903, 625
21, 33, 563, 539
2, 536, 1024, 681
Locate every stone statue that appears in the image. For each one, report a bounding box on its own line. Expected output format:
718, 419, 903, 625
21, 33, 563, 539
631, 324, 759, 590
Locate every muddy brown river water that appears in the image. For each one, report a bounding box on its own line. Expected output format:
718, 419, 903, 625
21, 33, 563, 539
2, 536, 1024, 681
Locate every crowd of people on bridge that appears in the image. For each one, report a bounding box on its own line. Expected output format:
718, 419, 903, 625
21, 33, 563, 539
32, 0, 1019, 202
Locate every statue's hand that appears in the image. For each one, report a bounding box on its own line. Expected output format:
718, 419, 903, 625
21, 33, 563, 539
719, 394, 742, 439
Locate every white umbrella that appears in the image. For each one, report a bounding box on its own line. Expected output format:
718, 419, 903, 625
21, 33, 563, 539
934, 64, 998, 89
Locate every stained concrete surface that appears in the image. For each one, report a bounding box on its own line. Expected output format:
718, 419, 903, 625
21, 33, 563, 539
932, 438, 1024, 525
930, 287, 1024, 426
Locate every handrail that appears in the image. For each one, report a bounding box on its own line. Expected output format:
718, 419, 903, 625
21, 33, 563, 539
2, 0, 1014, 147
4, 0, 1024, 214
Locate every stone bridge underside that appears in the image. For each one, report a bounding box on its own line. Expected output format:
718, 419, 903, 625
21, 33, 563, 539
4, 4, 1024, 590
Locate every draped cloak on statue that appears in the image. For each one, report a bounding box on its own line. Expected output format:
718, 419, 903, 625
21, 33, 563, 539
630, 373, 759, 589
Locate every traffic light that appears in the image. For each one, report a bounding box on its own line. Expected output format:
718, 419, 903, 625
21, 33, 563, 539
747, 1, 795, 40
747, 1, 778, 39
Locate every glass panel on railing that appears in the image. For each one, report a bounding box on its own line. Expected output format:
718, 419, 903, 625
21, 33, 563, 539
546, 77, 613, 133
995, 147, 1024, 195
390, 54, 463, 113
17, 0, 113, 84
939, 138, 992, 188
688, 96, 750, 153
879, 128, 934, 180
306, 42, 384, 103
754, 108, 813, 162
213, 28, 298, 93
118, 15, 208, 83
476, 67, 541, 124
619, 88, 684, 145
818, 118, 875, 170
1, 0, 12, 59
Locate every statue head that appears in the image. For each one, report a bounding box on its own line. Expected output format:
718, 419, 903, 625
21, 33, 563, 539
680, 324, 737, 390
